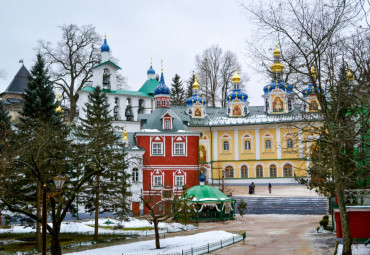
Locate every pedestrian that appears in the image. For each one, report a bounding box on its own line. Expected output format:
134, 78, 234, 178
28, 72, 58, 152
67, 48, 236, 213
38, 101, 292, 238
268, 182, 272, 194
249, 184, 253, 195
252, 182, 255, 194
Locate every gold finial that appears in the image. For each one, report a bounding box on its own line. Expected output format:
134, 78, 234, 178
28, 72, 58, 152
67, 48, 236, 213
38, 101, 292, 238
150, 57, 152, 66
161, 59, 163, 73
273, 45, 280, 56
56, 93, 64, 113
232, 67, 241, 83
310, 66, 317, 78
192, 73, 200, 90
104, 33, 107, 39
347, 67, 354, 81
123, 125, 128, 141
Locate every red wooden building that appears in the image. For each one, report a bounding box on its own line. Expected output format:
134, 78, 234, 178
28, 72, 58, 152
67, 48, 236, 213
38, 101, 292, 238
135, 69, 200, 213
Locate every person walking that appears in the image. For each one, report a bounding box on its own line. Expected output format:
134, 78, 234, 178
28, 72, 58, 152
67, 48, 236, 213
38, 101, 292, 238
268, 182, 272, 194
249, 183, 253, 195
251, 182, 255, 194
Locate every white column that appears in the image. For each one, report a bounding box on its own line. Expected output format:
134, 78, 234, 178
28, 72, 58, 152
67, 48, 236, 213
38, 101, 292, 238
255, 128, 260, 160
234, 129, 239, 161
276, 127, 281, 159
298, 128, 303, 158
213, 130, 218, 161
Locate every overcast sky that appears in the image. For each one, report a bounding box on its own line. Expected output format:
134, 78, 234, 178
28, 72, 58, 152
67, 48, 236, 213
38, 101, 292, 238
0, 0, 274, 106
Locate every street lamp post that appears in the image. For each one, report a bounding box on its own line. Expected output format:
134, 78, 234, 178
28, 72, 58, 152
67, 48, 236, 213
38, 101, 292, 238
42, 175, 66, 255
222, 170, 225, 193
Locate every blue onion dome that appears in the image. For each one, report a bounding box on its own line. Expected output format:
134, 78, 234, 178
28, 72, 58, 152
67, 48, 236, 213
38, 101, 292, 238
263, 80, 293, 94
154, 71, 170, 95
147, 65, 155, 75
199, 173, 206, 183
302, 84, 324, 97
101, 35, 110, 52
226, 89, 248, 103
186, 95, 207, 106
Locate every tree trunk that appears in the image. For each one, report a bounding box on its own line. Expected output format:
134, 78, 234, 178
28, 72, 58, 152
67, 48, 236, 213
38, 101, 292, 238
69, 94, 78, 122
50, 225, 62, 255
154, 220, 160, 249
94, 174, 100, 240
333, 159, 352, 255
36, 181, 41, 249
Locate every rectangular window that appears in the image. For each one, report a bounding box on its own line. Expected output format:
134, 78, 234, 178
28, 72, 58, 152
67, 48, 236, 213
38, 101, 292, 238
265, 139, 271, 149
174, 143, 185, 155
132, 169, 139, 182
162, 190, 173, 199
152, 143, 163, 155
175, 176, 184, 186
165, 120, 170, 129
223, 141, 230, 151
154, 176, 162, 186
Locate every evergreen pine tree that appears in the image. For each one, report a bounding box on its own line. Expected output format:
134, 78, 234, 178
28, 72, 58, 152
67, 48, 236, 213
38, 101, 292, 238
21, 53, 60, 124
185, 73, 195, 99
75, 86, 130, 240
0, 101, 11, 132
170, 74, 185, 106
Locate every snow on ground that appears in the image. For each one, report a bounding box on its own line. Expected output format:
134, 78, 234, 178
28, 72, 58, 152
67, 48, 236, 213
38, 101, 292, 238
68, 230, 238, 255
0, 217, 196, 235
337, 244, 370, 255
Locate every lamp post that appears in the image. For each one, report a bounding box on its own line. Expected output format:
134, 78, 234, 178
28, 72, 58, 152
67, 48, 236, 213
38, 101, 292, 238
42, 175, 66, 255
222, 170, 225, 193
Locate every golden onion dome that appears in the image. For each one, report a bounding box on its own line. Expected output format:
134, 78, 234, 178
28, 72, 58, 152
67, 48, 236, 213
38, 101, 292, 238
232, 67, 241, 83
192, 75, 200, 90
123, 126, 128, 141
273, 45, 280, 56
311, 66, 317, 78
347, 68, 354, 81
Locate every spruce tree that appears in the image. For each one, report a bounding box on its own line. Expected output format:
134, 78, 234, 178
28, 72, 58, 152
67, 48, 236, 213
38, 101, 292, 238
0, 101, 11, 132
75, 86, 130, 240
185, 73, 195, 99
170, 74, 185, 106
21, 53, 60, 124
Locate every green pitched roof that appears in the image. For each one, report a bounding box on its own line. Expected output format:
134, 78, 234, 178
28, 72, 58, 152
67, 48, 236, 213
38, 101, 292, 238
186, 184, 235, 203
94, 60, 122, 70
80, 87, 152, 97
138, 79, 159, 95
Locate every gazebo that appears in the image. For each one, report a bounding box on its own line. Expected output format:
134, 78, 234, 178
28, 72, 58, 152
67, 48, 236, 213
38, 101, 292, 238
186, 174, 235, 221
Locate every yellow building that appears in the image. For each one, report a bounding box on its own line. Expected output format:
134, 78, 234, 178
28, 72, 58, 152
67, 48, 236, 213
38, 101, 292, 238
175, 46, 321, 184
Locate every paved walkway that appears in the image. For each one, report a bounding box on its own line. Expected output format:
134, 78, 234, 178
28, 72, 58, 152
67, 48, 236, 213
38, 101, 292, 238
197, 215, 336, 255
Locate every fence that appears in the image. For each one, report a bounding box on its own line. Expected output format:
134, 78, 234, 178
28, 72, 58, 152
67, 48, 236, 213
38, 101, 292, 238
124, 231, 246, 255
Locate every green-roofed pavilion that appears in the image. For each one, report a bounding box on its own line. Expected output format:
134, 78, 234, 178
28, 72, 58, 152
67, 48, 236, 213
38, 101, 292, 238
138, 78, 159, 96
185, 174, 235, 221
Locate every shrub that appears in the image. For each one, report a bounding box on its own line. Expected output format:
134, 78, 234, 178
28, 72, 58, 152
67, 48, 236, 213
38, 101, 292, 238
320, 219, 329, 229
237, 199, 247, 218
323, 215, 329, 220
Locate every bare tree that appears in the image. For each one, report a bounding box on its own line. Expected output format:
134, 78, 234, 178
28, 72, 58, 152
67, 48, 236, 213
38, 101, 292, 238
140, 191, 173, 249
38, 24, 101, 122
243, 1, 369, 254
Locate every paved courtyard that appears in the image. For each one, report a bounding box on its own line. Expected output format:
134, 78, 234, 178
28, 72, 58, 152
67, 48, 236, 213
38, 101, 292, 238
198, 214, 336, 255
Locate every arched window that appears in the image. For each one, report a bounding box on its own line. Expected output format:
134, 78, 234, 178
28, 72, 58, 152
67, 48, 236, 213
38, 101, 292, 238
244, 140, 251, 150
103, 68, 111, 90
167, 99, 170, 106
162, 99, 166, 106
270, 164, 277, 177
288, 99, 292, 111
156, 99, 160, 107
132, 168, 139, 182
265, 139, 271, 149
225, 166, 234, 178
223, 141, 229, 151
283, 164, 293, 177
287, 138, 293, 149
241, 165, 248, 178
256, 165, 263, 177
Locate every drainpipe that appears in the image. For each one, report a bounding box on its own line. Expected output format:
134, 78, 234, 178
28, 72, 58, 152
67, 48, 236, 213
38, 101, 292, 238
209, 125, 214, 185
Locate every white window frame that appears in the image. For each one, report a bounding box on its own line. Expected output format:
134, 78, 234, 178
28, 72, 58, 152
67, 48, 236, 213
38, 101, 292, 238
244, 140, 251, 150
153, 175, 162, 187
287, 138, 293, 149
265, 139, 271, 149
165, 120, 170, 129
152, 142, 163, 155
162, 99, 166, 106
223, 141, 230, 151
175, 175, 184, 186
132, 168, 139, 182
156, 99, 160, 107
174, 142, 185, 155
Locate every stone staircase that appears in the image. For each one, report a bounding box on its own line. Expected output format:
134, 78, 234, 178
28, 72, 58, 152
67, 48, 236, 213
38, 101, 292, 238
233, 196, 328, 215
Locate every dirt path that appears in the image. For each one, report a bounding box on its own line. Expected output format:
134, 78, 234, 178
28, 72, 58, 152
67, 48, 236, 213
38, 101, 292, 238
196, 215, 336, 255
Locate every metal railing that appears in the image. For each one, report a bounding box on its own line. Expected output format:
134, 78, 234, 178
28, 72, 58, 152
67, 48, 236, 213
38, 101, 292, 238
344, 189, 370, 206
189, 212, 234, 220
124, 231, 246, 255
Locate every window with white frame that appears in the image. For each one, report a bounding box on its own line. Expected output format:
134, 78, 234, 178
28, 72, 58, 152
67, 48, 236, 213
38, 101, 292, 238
174, 143, 185, 155
265, 139, 272, 149
164, 120, 170, 129
156, 99, 160, 107
223, 141, 230, 151
244, 140, 251, 150
175, 176, 184, 186
162, 99, 166, 106
153, 175, 162, 186
152, 143, 163, 155
132, 168, 139, 182
287, 138, 293, 149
